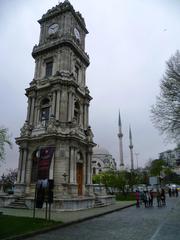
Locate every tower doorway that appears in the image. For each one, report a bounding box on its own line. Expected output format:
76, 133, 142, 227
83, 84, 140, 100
76, 163, 83, 195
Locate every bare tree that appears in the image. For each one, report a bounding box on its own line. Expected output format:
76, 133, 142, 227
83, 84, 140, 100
0, 127, 12, 163
151, 50, 180, 142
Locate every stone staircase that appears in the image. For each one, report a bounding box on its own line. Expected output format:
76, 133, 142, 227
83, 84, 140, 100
6, 197, 28, 209
94, 198, 105, 208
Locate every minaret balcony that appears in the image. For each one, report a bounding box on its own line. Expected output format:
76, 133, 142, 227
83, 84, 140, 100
118, 133, 123, 138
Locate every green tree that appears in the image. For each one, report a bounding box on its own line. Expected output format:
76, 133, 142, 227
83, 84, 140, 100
149, 159, 165, 176
151, 50, 180, 142
163, 166, 173, 176
92, 171, 117, 193
1, 168, 17, 192
0, 127, 12, 163
114, 170, 129, 194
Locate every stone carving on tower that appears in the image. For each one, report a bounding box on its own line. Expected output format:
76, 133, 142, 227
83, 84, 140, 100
15, 1, 96, 209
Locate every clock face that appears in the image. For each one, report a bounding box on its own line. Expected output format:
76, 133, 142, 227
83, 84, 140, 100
74, 28, 80, 40
48, 23, 59, 35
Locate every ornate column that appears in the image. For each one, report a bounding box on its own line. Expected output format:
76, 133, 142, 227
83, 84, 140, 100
68, 92, 72, 122
35, 58, 40, 79
17, 148, 23, 183
26, 98, 31, 122
36, 108, 40, 125
86, 104, 89, 127
71, 94, 75, 120
84, 102, 89, 129
69, 147, 75, 183
74, 148, 77, 183
89, 152, 92, 184
26, 150, 32, 186
34, 106, 38, 126
29, 97, 35, 125
56, 90, 61, 120
86, 152, 92, 184
20, 148, 28, 184
83, 104, 86, 128
51, 91, 56, 116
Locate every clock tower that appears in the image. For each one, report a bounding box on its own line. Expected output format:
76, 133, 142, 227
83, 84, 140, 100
15, 0, 96, 209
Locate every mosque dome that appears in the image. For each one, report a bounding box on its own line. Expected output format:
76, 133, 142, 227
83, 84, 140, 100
93, 145, 110, 156
92, 145, 117, 175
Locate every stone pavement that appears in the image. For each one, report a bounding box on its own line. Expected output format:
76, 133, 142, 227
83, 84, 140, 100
0, 201, 135, 224
24, 197, 180, 240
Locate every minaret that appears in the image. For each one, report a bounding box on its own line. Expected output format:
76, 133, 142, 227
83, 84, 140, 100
118, 111, 124, 169
129, 125, 134, 170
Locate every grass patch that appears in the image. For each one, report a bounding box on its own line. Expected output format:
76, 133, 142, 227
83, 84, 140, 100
0, 215, 61, 239
116, 193, 136, 201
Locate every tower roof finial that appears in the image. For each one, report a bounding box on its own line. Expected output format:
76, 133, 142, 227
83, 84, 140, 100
129, 124, 132, 140
118, 110, 121, 127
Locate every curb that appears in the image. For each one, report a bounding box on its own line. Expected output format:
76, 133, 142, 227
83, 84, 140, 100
3, 203, 135, 240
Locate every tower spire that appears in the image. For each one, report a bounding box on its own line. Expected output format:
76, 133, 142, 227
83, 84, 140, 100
118, 110, 124, 168
129, 125, 134, 170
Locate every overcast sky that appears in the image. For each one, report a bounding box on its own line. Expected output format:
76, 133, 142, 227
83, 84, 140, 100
0, 0, 179, 174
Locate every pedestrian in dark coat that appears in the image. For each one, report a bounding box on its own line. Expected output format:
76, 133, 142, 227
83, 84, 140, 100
149, 190, 154, 207
175, 188, 179, 197
161, 188, 166, 206
143, 191, 148, 208
168, 188, 172, 197
135, 190, 140, 208
157, 189, 161, 207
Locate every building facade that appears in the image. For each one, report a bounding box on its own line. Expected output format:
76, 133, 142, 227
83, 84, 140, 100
14, 1, 97, 209
159, 144, 180, 168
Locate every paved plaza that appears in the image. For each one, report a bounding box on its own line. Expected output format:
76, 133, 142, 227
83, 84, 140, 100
1, 197, 180, 240
0, 201, 135, 224
22, 196, 180, 240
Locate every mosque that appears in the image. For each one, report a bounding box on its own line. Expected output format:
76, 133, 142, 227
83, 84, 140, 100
92, 111, 135, 175
92, 145, 117, 175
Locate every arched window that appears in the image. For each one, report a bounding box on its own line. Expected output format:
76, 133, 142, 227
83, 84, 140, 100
40, 98, 50, 126
97, 162, 102, 173
74, 101, 80, 124
97, 162, 101, 168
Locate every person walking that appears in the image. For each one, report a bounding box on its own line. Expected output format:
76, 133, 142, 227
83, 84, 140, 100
135, 190, 140, 208
157, 189, 161, 207
168, 188, 172, 197
147, 191, 151, 207
161, 188, 166, 206
142, 191, 148, 208
175, 188, 178, 197
149, 190, 154, 207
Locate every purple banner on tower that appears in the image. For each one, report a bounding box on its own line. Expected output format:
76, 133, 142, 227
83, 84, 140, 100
38, 147, 55, 180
